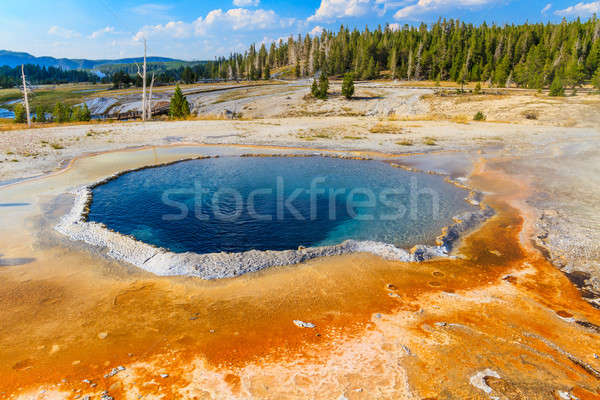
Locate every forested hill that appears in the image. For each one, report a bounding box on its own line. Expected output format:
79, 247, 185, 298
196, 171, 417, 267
211, 17, 600, 88
0, 50, 181, 70
0, 64, 101, 88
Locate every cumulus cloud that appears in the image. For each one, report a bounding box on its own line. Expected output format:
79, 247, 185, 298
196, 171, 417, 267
394, 0, 496, 19
89, 26, 115, 39
308, 0, 374, 22
233, 0, 260, 6
48, 25, 81, 39
541, 3, 552, 13
134, 21, 192, 41
133, 8, 294, 41
555, 1, 600, 17
310, 25, 325, 36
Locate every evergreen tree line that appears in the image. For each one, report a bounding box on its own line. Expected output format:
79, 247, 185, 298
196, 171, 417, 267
13, 102, 91, 124
0, 64, 101, 88
200, 17, 600, 89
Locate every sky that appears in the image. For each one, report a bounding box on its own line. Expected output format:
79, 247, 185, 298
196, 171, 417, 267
0, 0, 598, 61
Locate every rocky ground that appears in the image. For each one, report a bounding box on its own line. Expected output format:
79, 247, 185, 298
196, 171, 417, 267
1, 83, 600, 399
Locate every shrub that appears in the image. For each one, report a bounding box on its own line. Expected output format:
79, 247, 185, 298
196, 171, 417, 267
72, 104, 91, 122
523, 110, 538, 120
342, 72, 355, 99
423, 137, 437, 146
169, 85, 191, 119
473, 111, 486, 121
473, 82, 482, 95
13, 103, 27, 123
34, 106, 47, 123
549, 76, 565, 97
53, 103, 72, 123
311, 73, 329, 100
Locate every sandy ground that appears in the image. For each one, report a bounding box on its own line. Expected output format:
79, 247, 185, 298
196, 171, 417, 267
1, 86, 600, 399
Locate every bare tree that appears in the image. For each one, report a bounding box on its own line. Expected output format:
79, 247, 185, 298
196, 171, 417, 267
147, 72, 155, 120
21, 65, 31, 127
136, 39, 148, 121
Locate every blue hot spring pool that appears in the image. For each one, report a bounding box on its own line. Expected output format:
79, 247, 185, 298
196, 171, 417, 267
87, 156, 477, 254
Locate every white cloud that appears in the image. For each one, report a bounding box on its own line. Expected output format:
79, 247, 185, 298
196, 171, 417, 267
308, 0, 374, 22
394, 0, 497, 19
310, 25, 325, 36
197, 8, 284, 32
233, 0, 260, 6
555, 1, 600, 17
133, 8, 294, 41
131, 3, 173, 16
48, 25, 81, 39
541, 3, 552, 13
134, 20, 192, 41
89, 26, 115, 39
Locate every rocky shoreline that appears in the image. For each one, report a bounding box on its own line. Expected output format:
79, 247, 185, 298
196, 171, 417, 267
54, 157, 494, 279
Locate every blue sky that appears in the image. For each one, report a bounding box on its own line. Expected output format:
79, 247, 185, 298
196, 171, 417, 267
0, 0, 598, 60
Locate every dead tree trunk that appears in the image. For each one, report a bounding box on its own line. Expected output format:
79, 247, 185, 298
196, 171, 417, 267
136, 39, 148, 121
21, 65, 31, 127
147, 72, 155, 120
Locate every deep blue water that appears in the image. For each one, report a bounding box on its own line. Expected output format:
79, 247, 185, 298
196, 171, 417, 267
88, 157, 476, 254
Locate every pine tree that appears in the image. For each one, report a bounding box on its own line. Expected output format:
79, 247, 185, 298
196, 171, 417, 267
342, 72, 355, 99
169, 85, 191, 119
182, 67, 196, 84
263, 64, 270, 80
318, 72, 329, 99
311, 78, 319, 98
592, 68, 600, 92
549, 75, 565, 96
34, 106, 46, 123
53, 103, 72, 123
14, 103, 26, 123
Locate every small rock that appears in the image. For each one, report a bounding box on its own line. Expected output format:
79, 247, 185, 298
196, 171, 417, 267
98, 332, 108, 340
104, 365, 125, 378
91, 383, 97, 388
374, 313, 382, 319
82, 379, 90, 384
293, 320, 315, 328
435, 322, 448, 327
160, 373, 169, 378
594, 353, 599, 359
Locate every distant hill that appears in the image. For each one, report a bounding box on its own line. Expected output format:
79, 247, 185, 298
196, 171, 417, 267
0, 50, 183, 70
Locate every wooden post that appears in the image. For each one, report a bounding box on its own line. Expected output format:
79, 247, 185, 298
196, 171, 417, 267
21, 65, 31, 127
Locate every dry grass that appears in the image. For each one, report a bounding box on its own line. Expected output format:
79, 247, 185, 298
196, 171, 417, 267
369, 122, 403, 134
396, 139, 413, 146
450, 115, 470, 124
423, 137, 438, 146
388, 113, 443, 122
343, 136, 364, 140
0, 119, 140, 132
